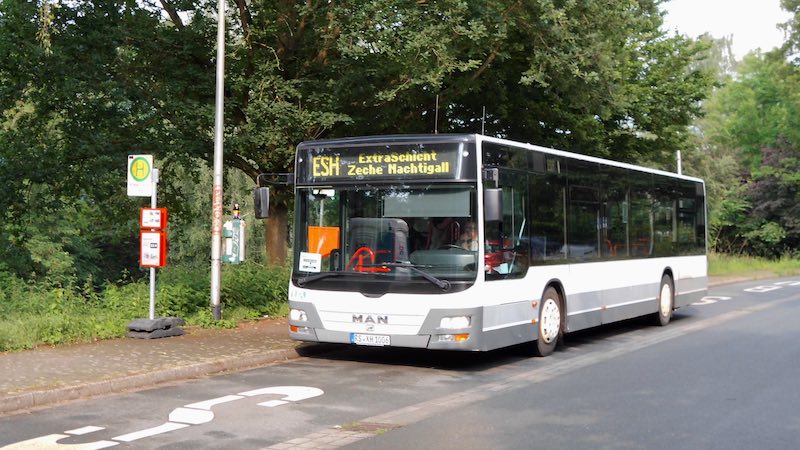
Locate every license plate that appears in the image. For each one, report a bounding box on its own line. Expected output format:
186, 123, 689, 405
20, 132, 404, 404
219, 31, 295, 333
350, 333, 390, 346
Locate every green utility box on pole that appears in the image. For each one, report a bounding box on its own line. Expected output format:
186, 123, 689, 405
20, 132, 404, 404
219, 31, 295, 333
222, 218, 245, 264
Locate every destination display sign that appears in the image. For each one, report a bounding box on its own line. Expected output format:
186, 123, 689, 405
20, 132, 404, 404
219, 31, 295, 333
297, 143, 476, 183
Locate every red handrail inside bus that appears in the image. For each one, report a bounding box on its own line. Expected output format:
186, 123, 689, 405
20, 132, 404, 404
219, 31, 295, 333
346, 247, 391, 273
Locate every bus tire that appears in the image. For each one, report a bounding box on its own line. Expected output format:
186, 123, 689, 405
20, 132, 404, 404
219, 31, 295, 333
655, 274, 674, 327
534, 286, 563, 357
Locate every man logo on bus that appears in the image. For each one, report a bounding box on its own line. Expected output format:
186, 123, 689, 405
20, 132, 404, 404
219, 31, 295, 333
352, 314, 388, 325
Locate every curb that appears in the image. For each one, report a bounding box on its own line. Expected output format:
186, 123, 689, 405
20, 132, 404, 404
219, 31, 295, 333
0, 346, 302, 416
0, 276, 757, 417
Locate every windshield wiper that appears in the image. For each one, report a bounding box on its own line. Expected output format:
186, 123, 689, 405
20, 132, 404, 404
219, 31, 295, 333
379, 263, 451, 291
297, 270, 377, 287
297, 265, 451, 291
296, 271, 342, 287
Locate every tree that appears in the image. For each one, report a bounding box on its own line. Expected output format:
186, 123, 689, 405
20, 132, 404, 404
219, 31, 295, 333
744, 139, 800, 256
702, 53, 800, 169
2, 0, 715, 274
697, 16, 800, 255
191, 0, 713, 261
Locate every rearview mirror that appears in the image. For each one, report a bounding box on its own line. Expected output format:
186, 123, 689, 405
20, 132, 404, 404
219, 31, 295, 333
253, 187, 270, 219
484, 188, 503, 222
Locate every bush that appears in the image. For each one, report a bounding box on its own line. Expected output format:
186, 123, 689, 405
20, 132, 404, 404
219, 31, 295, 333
220, 262, 290, 317
0, 262, 291, 352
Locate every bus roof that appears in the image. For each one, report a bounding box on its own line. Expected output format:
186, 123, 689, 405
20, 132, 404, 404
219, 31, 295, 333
296, 134, 704, 185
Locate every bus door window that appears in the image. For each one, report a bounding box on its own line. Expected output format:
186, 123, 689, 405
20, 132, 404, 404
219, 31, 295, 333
566, 160, 601, 260
485, 168, 528, 278
653, 177, 678, 256
629, 173, 654, 257
601, 166, 628, 259
530, 156, 566, 263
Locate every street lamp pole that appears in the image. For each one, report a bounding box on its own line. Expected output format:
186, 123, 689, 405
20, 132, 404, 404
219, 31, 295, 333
210, 0, 226, 320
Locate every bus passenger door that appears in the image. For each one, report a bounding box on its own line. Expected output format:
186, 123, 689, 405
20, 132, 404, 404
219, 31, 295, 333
484, 169, 528, 278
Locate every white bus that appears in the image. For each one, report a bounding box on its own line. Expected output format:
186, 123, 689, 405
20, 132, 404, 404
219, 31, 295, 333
254, 134, 707, 356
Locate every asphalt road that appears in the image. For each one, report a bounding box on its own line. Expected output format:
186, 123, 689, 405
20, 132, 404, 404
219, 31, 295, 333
2, 277, 799, 449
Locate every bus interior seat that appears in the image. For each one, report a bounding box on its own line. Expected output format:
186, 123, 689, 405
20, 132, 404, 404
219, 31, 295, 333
348, 218, 409, 263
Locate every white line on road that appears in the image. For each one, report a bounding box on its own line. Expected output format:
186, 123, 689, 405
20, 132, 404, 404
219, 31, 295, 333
265, 296, 792, 449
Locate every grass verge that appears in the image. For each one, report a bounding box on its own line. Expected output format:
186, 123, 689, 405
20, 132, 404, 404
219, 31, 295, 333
708, 252, 800, 279
0, 262, 290, 352
3, 253, 799, 352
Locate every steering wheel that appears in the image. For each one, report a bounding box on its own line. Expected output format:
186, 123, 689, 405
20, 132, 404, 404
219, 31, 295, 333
346, 246, 376, 271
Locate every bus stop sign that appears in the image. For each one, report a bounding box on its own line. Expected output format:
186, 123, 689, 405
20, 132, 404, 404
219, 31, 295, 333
128, 155, 153, 197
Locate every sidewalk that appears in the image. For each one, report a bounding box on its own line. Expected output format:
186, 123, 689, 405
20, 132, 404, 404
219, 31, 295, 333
0, 275, 753, 417
0, 317, 304, 416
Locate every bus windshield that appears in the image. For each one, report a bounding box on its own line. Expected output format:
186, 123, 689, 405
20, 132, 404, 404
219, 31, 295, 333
294, 184, 479, 292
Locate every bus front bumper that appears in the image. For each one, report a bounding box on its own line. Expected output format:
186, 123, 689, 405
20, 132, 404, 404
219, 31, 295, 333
288, 301, 536, 351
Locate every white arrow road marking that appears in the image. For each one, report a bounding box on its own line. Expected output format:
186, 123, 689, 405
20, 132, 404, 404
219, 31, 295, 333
183, 394, 243, 411
1, 385, 324, 449
744, 285, 782, 293
238, 386, 325, 403
112, 423, 188, 443
692, 296, 732, 306
168, 408, 215, 425
0, 434, 117, 450
64, 428, 105, 437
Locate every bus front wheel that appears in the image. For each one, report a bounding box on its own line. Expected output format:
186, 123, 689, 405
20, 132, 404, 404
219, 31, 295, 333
655, 274, 674, 327
534, 287, 563, 357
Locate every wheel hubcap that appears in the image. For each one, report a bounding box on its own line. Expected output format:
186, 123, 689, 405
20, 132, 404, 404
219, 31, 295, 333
659, 283, 672, 316
540, 298, 560, 343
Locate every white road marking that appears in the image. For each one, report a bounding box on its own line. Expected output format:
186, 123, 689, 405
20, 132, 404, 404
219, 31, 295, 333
692, 296, 732, 306
183, 394, 243, 410
111, 423, 188, 442
744, 285, 782, 293
168, 407, 214, 425
238, 386, 324, 403
267, 296, 792, 449
0, 434, 117, 450
258, 400, 288, 408
1, 386, 324, 449
64, 427, 104, 436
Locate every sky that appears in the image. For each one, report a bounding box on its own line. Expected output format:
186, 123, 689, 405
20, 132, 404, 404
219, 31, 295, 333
661, 0, 793, 59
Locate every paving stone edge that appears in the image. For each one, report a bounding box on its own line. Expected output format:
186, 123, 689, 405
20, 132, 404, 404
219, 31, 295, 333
0, 276, 763, 416
0, 346, 302, 416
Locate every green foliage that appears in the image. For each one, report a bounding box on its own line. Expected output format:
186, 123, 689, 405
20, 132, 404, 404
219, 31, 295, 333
744, 222, 787, 245
164, 159, 268, 266
0, 262, 289, 352
187, 308, 238, 329
220, 263, 290, 317
696, 30, 800, 257
0, 1, 723, 346
1, 0, 714, 272
708, 252, 800, 278
702, 53, 800, 169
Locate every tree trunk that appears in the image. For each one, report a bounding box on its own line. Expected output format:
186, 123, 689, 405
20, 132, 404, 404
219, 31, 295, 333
264, 199, 289, 266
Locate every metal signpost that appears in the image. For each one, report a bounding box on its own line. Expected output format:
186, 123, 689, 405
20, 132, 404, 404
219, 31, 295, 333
210, 0, 226, 321
127, 155, 183, 338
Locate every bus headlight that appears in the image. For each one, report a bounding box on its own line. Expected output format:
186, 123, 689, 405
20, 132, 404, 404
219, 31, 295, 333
290, 308, 308, 322
440, 316, 470, 329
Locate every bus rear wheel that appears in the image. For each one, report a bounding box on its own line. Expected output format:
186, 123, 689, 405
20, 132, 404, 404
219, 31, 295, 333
534, 287, 563, 357
655, 274, 674, 327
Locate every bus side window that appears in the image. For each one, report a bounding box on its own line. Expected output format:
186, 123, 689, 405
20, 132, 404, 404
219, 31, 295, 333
530, 161, 566, 263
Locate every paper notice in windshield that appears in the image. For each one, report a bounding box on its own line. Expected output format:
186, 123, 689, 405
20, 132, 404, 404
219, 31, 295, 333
299, 252, 322, 273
